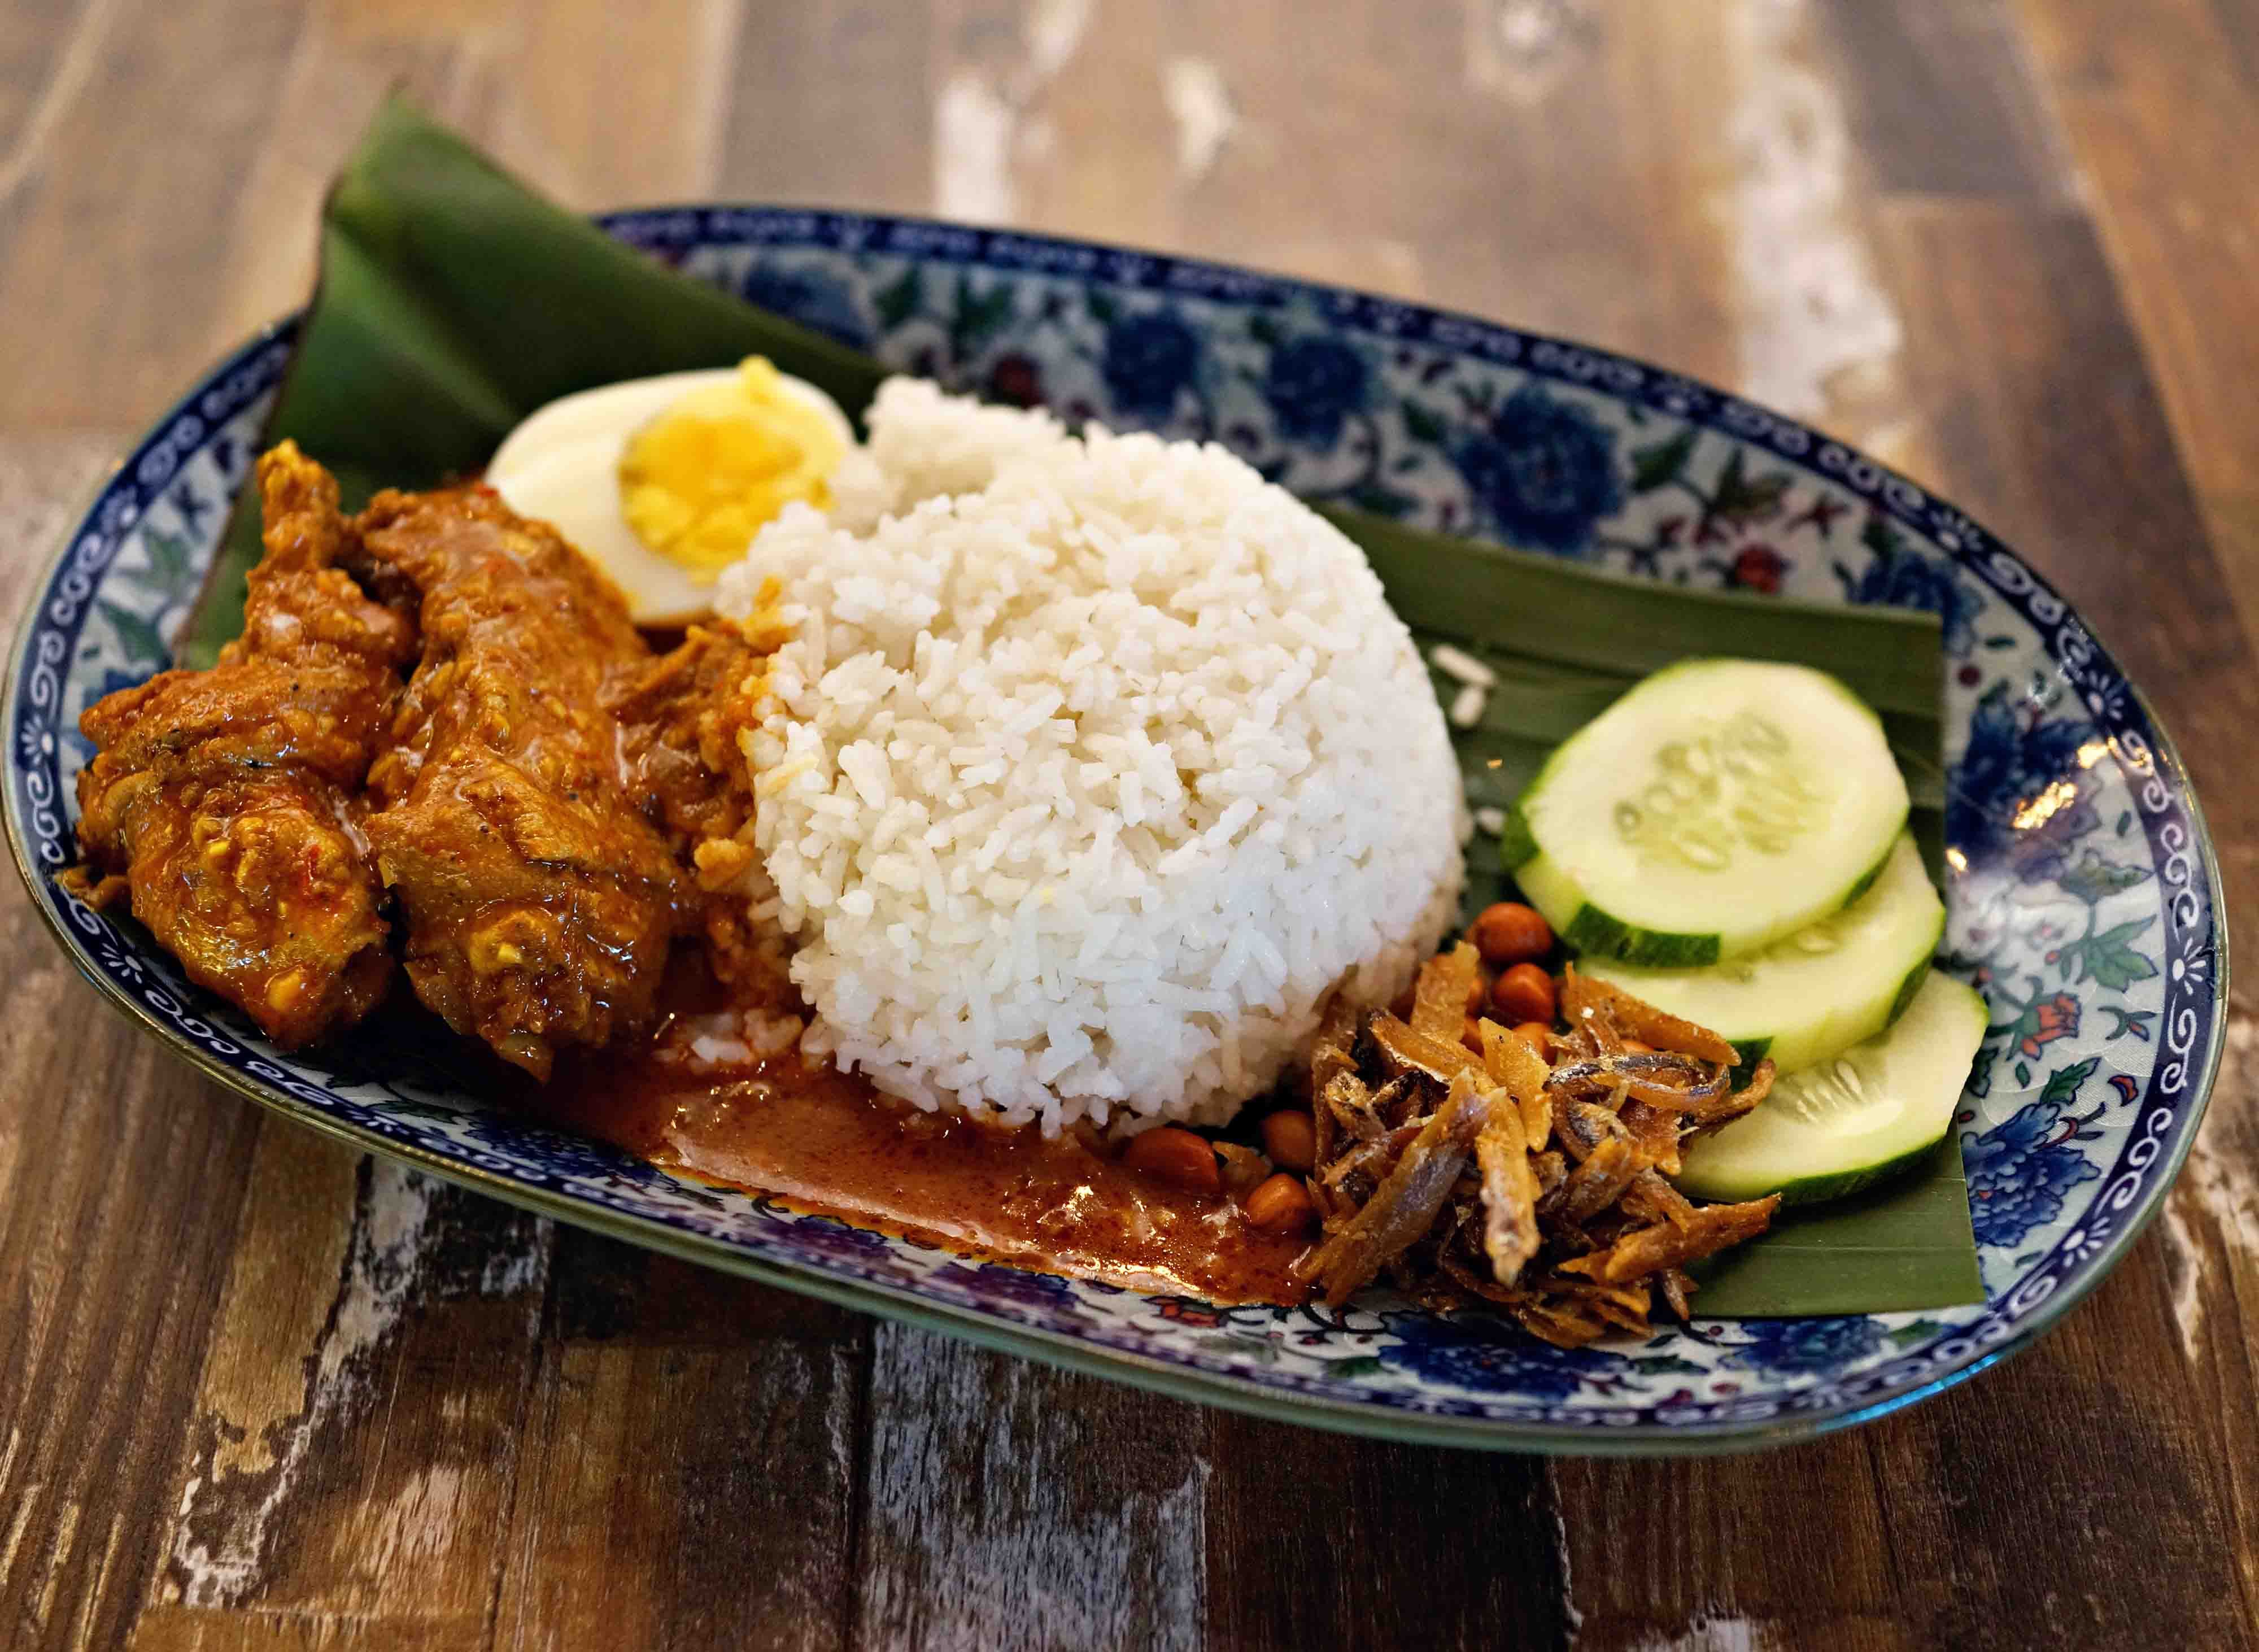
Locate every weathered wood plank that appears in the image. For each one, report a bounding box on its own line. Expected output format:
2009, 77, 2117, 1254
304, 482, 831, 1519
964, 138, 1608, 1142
851, 1324, 1208, 1651
124, 1154, 869, 1652
0, 0, 746, 425
1815, 0, 2074, 200
0, 0, 104, 199
719, 0, 935, 210
5, 5, 2259, 1650
2009, 0, 2259, 642
207, 0, 743, 398
489, 1231, 865, 1652
1546, 0, 2259, 1637
500, 0, 739, 206
1556, 186, 2259, 1652
0, 0, 305, 429
1878, 1263, 2258, 1649
1876, 194, 2259, 900
0, 938, 267, 1652
1516, 10, 1908, 1640
1203, 1411, 1569, 1651
1709, 0, 1914, 450
1873, 193, 2259, 1641
1552, 1440, 1915, 1652
199, 4, 485, 359
0, 435, 276, 1652
130, 1149, 552, 1650
946, 0, 1746, 384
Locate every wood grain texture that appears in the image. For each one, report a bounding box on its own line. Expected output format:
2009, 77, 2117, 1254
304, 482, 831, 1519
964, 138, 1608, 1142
720, 0, 932, 211
1203, 1411, 1569, 1651
2008, 0, 2259, 642
0, 0, 303, 429
2, 3, 2257, 1648
0, 436, 273, 1652
854, 1328, 1207, 1651
489, 1235, 864, 1652
1542, 5, 2259, 1641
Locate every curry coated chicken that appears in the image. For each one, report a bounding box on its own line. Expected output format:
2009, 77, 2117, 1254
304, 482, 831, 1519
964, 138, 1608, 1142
356, 482, 687, 1080
64, 444, 418, 1045
66, 445, 778, 1076
608, 616, 780, 1000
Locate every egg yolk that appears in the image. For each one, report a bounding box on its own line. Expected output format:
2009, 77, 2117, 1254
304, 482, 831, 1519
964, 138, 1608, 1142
618, 357, 846, 579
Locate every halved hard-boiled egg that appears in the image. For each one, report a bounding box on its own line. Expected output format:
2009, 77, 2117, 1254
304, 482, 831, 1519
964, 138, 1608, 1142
487, 357, 854, 624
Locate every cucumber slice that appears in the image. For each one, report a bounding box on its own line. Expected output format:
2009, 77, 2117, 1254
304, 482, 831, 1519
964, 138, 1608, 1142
1582, 832, 1943, 1078
1507, 659, 1910, 966
1673, 971, 1986, 1206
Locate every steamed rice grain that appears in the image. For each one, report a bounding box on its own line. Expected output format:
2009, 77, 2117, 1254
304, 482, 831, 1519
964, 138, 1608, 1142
717, 384, 1463, 1133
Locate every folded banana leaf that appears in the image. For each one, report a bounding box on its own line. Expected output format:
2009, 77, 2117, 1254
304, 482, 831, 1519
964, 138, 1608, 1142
180, 98, 887, 670
1338, 509, 1947, 816
179, 96, 1979, 1315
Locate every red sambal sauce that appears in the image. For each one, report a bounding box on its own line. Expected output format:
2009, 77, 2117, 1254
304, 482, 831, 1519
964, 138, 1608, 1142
541, 1039, 1312, 1305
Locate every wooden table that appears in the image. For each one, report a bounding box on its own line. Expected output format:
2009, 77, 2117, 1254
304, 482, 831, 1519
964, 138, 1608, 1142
3, 2, 2255, 1646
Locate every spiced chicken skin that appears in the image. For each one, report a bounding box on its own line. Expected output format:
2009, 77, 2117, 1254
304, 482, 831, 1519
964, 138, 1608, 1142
64, 443, 418, 1046
357, 482, 686, 1080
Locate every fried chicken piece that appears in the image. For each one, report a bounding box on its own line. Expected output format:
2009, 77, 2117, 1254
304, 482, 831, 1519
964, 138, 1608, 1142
357, 484, 683, 1080
609, 607, 791, 1001
612, 621, 767, 849
63, 443, 417, 1045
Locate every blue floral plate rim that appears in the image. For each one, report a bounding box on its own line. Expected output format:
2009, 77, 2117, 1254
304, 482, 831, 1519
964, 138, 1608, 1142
2, 207, 2229, 1454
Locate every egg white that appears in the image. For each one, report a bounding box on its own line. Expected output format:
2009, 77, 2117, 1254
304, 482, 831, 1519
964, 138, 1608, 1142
487, 368, 855, 626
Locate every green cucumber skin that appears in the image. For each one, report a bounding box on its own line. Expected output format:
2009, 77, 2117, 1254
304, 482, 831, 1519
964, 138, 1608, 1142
1795, 832, 1904, 962
1728, 1037, 1773, 1091
1680, 1134, 1943, 1208
1753, 908, 1943, 1077
1506, 658, 1908, 963
1557, 903, 1721, 970
1497, 801, 1539, 871
1577, 836, 1943, 1079
1837, 847, 1889, 912
1885, 951, 1930, 1026
1672, 973, 1986, 1208
1519, 804, 1908, 971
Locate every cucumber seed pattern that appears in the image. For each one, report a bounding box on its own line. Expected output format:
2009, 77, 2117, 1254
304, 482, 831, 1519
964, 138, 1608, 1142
1611, 710, 1831, 872
1777, 1056, 1872, 1130
1712, 905, 1855, 983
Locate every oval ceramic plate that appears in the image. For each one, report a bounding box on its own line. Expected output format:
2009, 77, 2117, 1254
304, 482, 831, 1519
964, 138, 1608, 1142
5, 210, 2225, 1453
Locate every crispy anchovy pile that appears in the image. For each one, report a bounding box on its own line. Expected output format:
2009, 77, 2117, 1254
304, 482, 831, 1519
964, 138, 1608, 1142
1292, 945, 1781, 1346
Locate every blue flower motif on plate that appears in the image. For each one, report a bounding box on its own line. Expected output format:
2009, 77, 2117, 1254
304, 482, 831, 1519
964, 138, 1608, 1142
739, 264, 873, 350
788, 1213, 901, 1259
1262, 334, 1372, 445
1100, 311, 1202, 421
1949, 682, 2099, 882
1963, 1100, 2103, 1249
931, 1259, 1084, 1313
1729, 1315, 1886, 1374
1836, 518, 1982, 653
1378, 1310, 1628, 1398
1451, 383, 1625, 552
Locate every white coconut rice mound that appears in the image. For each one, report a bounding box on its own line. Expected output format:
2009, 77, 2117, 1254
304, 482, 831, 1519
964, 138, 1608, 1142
823, 377, 1069, 532
716, 382, 1463, 1134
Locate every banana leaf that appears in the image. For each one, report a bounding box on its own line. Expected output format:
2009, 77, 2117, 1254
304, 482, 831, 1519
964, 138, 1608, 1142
180, 97, 887, 670
178, 96, 1980, 1315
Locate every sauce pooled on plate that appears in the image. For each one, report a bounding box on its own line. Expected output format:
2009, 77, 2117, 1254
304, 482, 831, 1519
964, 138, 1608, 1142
542, 1013, 1309, 1305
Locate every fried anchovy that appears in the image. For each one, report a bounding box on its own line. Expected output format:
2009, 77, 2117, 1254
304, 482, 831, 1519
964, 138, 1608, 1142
1297, 1071, 1494, 1305
1545, 1052, 1732, 1111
